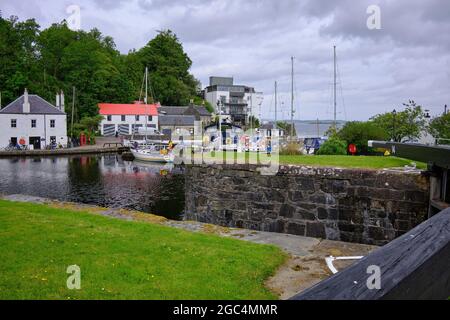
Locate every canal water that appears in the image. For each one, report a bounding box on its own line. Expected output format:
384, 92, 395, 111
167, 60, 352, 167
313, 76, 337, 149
0, 154, 185, 220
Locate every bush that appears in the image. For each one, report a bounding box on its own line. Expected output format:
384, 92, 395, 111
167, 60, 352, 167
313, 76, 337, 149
280, 142, 303, 155
316, 136, 347, 155
337, 121, 388, 154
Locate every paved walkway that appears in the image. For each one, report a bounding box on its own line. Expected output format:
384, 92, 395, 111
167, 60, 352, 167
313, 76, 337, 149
0, 137, 125, 157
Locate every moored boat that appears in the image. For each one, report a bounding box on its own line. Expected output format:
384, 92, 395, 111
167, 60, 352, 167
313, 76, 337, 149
131, 148, 175, 163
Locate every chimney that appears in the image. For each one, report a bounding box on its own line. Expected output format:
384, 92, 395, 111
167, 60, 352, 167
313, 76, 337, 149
60, 90, 65, 112
56, 93, 60, 109
23, 88, 30, 113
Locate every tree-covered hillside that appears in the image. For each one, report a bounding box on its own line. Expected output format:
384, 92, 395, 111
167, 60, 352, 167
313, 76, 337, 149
0, 15, 202, 122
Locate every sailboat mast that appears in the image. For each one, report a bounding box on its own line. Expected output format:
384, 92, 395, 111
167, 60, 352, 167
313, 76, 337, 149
71, 86, 75, 139
145, 67, 148, 139
333, 45, 337, 130
274, 81, 278, 124
145, 67, 148, 104
291, 56, 294, 138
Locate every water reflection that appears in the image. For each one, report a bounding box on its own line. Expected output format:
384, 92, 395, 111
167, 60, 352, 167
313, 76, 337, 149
0, 154, 185, 220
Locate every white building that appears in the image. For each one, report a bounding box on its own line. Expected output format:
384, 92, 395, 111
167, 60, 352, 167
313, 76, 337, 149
204, 121, 244, 149
203, 76, 263, 126
0, 89, 67, 149
258, 122, 285, 138
98, 102, 159, 136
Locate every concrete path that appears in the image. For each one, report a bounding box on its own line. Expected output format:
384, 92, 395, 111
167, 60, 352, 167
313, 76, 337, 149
0, 136, 125, 157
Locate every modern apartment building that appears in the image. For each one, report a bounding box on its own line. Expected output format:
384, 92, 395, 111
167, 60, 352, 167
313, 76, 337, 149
203, 77, 263, 126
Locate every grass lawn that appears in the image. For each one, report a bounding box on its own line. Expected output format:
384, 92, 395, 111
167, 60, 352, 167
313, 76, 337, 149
278, 155, 427, 169
196, 152, 426, 170
0, 200, 287, 300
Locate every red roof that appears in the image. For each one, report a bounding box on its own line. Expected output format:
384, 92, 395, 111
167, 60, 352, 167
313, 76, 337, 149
98, 102, 159, 116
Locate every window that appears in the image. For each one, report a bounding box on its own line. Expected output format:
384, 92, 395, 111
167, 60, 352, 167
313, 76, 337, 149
107, 115, 112, 121
31, 119, 36, 128
135, 115, 140, 121
121, 115, 126, 122
148, 115, 152, 122
11, 119, 17, 128
50, 120, 55, 128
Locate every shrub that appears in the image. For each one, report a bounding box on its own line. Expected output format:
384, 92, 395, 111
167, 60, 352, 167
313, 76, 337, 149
280, 142, 303, 155
337, 121, 388, 154
316, 136, 347, 155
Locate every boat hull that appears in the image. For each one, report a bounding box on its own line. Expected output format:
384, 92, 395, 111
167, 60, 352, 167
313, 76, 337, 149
131, 149, 174, 163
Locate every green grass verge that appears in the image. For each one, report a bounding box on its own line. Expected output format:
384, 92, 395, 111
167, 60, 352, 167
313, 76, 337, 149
278, 155, 427, 169
0, 200, 287, 300
197, 152, 426, 169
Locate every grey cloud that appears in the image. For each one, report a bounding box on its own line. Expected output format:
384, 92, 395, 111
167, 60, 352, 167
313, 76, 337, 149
92, 0, 128, 10
150, 0, 306, 43
2, 0, 449, 120
310, 0, 450, 50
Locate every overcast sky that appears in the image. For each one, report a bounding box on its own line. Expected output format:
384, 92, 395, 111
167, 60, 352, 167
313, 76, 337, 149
1, 0, 449, 120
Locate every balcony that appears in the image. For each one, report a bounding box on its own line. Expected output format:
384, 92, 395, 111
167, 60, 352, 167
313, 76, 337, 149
225, 99, 248, 106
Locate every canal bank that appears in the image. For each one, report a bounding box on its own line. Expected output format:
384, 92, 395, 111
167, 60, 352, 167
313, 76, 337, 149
185, 164, 430, 245
0, 137, 129, 158
0, 146, 125, 157
0, 194, 377, 299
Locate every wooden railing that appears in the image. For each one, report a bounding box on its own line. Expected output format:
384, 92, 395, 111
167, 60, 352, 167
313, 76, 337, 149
103, 142, 124, 148
291, 207, 450, 300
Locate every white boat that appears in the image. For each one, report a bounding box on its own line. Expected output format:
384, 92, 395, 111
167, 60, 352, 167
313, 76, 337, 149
131, 148, 175, 163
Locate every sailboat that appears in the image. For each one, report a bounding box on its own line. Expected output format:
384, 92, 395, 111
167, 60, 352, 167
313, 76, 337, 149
131, 145, 175, 163
130, 67, 175, 163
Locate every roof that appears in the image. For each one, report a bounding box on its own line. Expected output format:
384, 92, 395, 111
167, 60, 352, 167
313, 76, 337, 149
158, 106, 187, 116
159, 105, 211, 117
260, 123, 274, 130
98, 103, 159, 116
159, 115, 195, 126
195, 106, 211, 116
0, 95, 65, 115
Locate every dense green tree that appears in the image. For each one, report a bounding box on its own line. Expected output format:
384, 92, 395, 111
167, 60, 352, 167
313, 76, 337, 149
38, 22, 77, 80
428, 112, 450, 145
60, 29, 122, 117
71, 115, 104, 144
370, 100, 426, 142
138, 30, 198, 105
0, 17, 200, 129
0, 16, 40, 103
337, 121, 389, 154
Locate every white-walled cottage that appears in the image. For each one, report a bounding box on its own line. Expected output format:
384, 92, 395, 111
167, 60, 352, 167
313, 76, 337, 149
0, 89, 68, 149
98, 102, 159, 136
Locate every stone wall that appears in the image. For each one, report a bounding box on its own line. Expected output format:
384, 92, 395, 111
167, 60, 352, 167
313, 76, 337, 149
184, 164, 430, 245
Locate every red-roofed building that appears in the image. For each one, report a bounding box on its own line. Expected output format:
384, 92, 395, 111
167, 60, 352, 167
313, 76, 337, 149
98, 101, 160, 136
